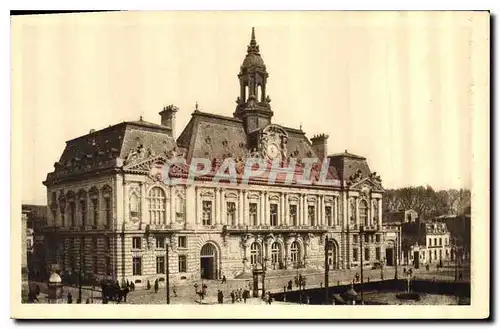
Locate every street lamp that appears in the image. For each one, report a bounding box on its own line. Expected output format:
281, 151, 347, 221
165, 242, 170, 304
324, 236, 329, 305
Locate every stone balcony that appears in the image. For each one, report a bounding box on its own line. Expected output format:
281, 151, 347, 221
224, 225, 328, 234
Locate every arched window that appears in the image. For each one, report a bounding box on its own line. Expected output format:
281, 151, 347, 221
130, 192, 139, 219
290, 241, 300, 267
102, 186, 112, 228
176, 194, 185, 220
89, 187, 99, 226
77, 190, 87, 226
250, 242, 261, 266
359, 200, 369, 226
271, 242, 282, 269
148, 187, 166, 225
66, 191, 75, 227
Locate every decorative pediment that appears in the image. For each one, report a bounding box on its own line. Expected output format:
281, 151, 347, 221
268, 193, 280, 201
307, 196, 317, 202
200, 189, 215, 198
349, 177, 384, 192
123, 155, 168, 172
225, 191, 239, 199
324, 196, 334, 203
247, 192, 260, 200
288, 194, 300, 202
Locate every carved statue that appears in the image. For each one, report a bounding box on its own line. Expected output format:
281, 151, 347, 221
265, 95, 271, 103
236, 96, 241, 104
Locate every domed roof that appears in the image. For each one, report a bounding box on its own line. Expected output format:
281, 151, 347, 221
49, 272, 62, 283
242, 53, 265, 68
241, 27, 266, 69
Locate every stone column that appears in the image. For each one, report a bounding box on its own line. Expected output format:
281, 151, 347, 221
259, 192, 264, 226
355, 198, 360, 227
195, 187, 200, 225
301, 194, 307, 226
220, 189, 226, 225
215, 188, 220, 225
264, 192, 269, 226
284, 193, 288, 226
285, 238, 293, 269
280, 193, 285, 226
238, 190, 244, 226
140, 183, 147, 228
243, 191, 248, 226
318, 196, 323, 226
169, 186, 175, 226
378, 198, 383, 228
335, 196, 339, 226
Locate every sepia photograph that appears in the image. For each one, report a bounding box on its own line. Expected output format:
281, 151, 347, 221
10, 10, 489, 319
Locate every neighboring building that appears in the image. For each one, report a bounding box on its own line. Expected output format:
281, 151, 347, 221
22, 204, 49, 279
402, 220, 451, 268
384, 209, 418, 226
42, 28, 387, 286
435, 213, 471, 262
21, 209, 28, 280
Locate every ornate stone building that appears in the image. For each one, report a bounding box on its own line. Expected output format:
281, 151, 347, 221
43, 28, 387, 286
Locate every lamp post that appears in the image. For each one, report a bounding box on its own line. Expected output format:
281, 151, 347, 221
166, 243, 170, 304
324, 236, 329, 305
394, 227, 399, 280
78, 224, 84, 303
359, 225, 364, 304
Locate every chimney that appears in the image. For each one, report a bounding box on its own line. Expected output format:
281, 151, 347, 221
159, 104, 179, 138
310, 133, 329, 162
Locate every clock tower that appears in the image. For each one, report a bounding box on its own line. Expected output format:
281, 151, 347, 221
234, 27, 274, 134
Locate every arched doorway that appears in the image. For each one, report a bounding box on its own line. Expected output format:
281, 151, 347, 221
327, 240, 338, 270
270, 242, 283, 270
200, 243, 218, 280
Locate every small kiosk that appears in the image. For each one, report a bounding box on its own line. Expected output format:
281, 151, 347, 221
252, 264, 265, 298
47, 272, 64, 304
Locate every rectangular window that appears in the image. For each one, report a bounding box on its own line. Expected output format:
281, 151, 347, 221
92, 256, 98, 274
156, 256, 165, 274
353, 248, 359, 261
325, 206, 332, 226
249, 203, 258, 226
156, 237, 165, 249
375, 234, 381, 243
104, 197, 111, 228
132, 237, 142, 250
178, 255, 187, 273
375, 247, 381, 260
92, 198, 99, 226
105, 237, 111, 251
227, 202, 236, 226
70, 202, 76, 227
434, 238, 437, 246
132, 257, 142, 275
353, 234, 358, 244
80, 200, 87, 226
289, 205, 297, 226
105, 256, 112, 275
270, 204, 278, 226
92, 237, 98, 252
439, 238, 442, 246
308, 205, 315, 226
178, 236, 187, 249
364, 235, 369, 243
202, 201, 212, 225
364, 248, 370, 261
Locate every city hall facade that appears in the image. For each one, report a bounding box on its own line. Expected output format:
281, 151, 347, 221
43, 29, 391, 286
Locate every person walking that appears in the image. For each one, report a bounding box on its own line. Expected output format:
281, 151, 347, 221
67, 292, 73, 304
230, 290, 235, 304
154, 279, 159, 294
243, 289, 249, 303
173, 285, 177, 297
221, 275, 227, 284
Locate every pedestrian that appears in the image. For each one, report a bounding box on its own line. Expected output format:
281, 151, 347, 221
67, 292, 73, 304
243, 289, 249, 303
320, 281, 323, 288
86, 298, 90, 304
130, 281, 135, 291
403, 268, 407, 275
173, 285, 177, 297
221, 275, 227, 284
230, 290, 235, 303
126, 280, 130, 288
287, 280, 293, 291
147, 280, 151, 290
154, 279, 159, 294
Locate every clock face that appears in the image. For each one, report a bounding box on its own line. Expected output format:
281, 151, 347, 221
267, 143, 280, 159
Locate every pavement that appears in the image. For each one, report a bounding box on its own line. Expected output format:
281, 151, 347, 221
22, 262, 469, 304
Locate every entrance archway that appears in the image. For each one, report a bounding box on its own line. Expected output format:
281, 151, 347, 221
327, 240, 339, 270
200, 243, 218, 280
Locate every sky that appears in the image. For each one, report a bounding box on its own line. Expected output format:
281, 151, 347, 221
12, 11, 483, 205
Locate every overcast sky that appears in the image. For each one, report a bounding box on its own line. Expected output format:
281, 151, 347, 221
12, 11, 483, 205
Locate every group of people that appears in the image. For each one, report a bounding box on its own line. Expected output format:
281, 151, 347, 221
229, 288, 250, 303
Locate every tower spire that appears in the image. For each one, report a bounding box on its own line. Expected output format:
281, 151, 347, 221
247, 27, 260, 55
